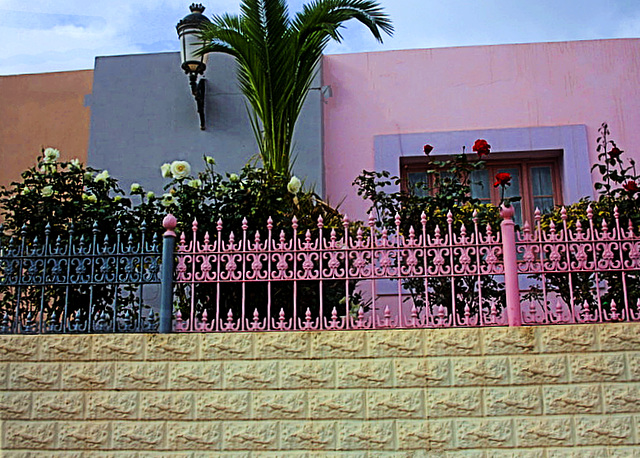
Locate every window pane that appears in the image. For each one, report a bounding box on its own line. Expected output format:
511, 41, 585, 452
530, 166, 555, 214
470, 170, 490, 200
408, 172, 428, 197
497, 167, 522, 225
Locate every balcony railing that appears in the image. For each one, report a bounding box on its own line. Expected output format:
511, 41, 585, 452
1, 205, 639, 334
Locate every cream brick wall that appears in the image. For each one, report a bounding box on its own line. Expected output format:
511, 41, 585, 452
1, 324, 640, 456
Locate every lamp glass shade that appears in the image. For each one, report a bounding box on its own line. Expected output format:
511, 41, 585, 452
179, 26, 208, 74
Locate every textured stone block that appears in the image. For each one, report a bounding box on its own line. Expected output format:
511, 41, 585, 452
279, 360, 335, 389
394, 358, 451, 387
543, 385, 602, 414
222, 421, 278, 450
201, 333, 253, 360
396, 419, 454, 451
427, 388, 483, 417
336, 360, 393, 388
604, 383, 640, 413
140, 391, 194, 420
608, 447, 640, 457
485, 386, 542, 416
254, 331, 311, 359
625, 352, 640, 382
510, 355, 568, 384
32, 391, 84, 419
92, 334, 146, 360
0, 391, 31, 419
112, 421, 165, 450
145, 334, 200, 361
367, 389, 424, 419
0, 362, 8, 389
570, 354, 626, 382
367, 329, 424, 357
253, 390, 307, 419
538, 325, 598, 353
598, 323, 640, 351
115, 362, 168, 390
456, 418, 514, 449
39, 335, 92, 361
516, 418, 573, 447
338, 420, 394, 450
61, 362, 115, 390
280, 420, 337, 450
488, 450, 546, 458
86, 392, 138, 420
167, 421, 221, 450
311, 331, 366, 358
424, 328, 481, 356
4, 420, 57, 449
223, 361, 278, 389
309, 389, 366, 419
9, 362, 61, 390
193, 454, 250, 458
574, 415, 634, 445
168, 361, 222, 390
0, 336, 39, 361
546, 448, 609, 458
1, 453, 84, 458
452, 356, 509, 386
139, 453, 196, 458
483, 326, 537, 354
196, 391, 250, 420
58, 420, 110, 450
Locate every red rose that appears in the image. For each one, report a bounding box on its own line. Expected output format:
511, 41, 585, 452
623, 180, 639, 192
473, 139, 491, 158
609, 146, 623, 160
423, 144, 434, 155
494, 172, 511, 188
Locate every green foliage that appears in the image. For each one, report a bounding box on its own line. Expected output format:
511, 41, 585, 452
198, 0, 393, 176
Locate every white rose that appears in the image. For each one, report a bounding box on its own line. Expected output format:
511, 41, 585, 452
130, 183, 142, 193
146, 191, 155, 200
95, 170, 110, 182
161, 193, 177, 207
84, 172, 94, 181
161, 163, 172, 178
171, 160, 191, 180
229, 173, 239, 182
69, 159, 81, 170
41, 186, 53, 197
205, 156, 216, 165
287, 176, 302, 195
43, 147, 60, 163
188, 179, 202, 189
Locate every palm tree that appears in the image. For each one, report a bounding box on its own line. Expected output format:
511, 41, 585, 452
198, 0, 393, 176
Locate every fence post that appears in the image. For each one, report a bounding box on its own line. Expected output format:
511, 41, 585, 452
500, 205, 522, 326
159, 214, 177, 333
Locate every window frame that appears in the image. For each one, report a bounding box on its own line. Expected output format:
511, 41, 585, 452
400, 150, 564, 225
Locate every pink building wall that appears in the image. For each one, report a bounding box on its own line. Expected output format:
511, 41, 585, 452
322, 39, 640, 219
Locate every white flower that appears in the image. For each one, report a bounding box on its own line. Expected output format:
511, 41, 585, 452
161, 193, 177, 207
287, 176, 302, 195
95, 170, 110, 182
161, 163, 172, 178
114, 195, 122, 202
41, 186, 53, 197
205, 156, 216, 165
43, 148, 60, 163
130, 183, 142, 193
188, 179, 202, 189
20, 187, 31, 195
84, 172, 93, 181
171, 160, 191, 180
229, 173, 239, 182
146, 191, 155, 200
69, 159, 81, 170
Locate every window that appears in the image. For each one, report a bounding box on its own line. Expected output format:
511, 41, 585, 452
401, 150, 563, 225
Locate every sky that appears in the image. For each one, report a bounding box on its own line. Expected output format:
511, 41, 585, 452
0, 0, 639, 76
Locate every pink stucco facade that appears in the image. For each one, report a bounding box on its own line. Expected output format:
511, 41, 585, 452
322, 38, 640, 218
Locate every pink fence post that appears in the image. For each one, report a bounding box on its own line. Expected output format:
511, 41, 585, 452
500, 205, 522, 326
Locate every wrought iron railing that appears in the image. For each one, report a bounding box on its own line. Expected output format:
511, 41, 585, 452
1, 205, 639, 334
0, 222, 161, 333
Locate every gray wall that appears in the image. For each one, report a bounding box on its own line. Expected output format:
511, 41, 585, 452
87, 52, 324, 195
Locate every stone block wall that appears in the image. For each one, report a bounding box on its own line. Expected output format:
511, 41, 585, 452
0, 324, 639, 456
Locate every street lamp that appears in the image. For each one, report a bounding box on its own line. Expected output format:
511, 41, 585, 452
176, 3, 211, 130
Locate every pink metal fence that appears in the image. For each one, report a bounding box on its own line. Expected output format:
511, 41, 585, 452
168, 204, 640, 332
516, 205, 640, 325
172, 211, 508, 332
